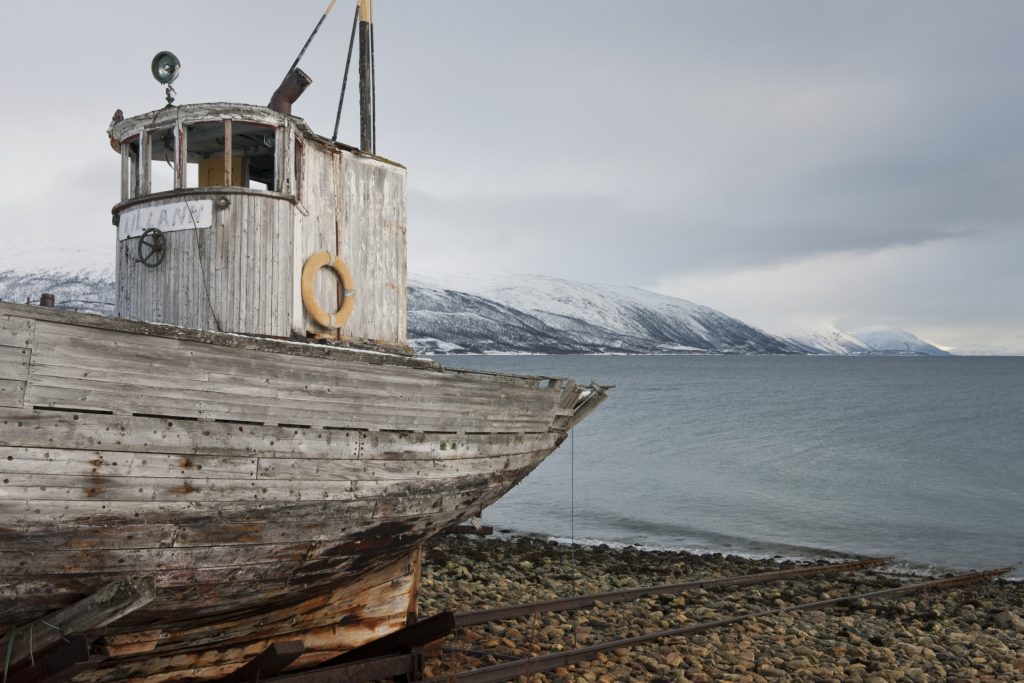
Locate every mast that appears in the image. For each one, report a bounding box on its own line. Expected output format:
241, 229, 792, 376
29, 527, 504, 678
358, 0, 375, 154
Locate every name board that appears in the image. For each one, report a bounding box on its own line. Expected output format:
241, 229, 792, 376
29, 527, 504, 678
118, 200, 214, 241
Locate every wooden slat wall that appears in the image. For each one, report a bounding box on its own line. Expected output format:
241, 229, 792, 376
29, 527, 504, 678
0, 316, 33, 408
297, 148, 407, 345
116, 192, 294, 338
115, 143, 408, 349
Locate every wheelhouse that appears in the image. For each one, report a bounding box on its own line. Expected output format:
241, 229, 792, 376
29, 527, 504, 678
107, 102, 408, 351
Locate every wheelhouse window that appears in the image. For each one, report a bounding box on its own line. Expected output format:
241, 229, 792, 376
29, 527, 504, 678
120, 135, 140, 201
148, 127, 177, 194
293, 134, 304, 200
184, 121, 233, 188
231, 122, 277, 190
119, 118, 286, 197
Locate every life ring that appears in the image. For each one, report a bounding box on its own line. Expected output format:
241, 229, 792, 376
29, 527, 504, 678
300, 251, 356, 329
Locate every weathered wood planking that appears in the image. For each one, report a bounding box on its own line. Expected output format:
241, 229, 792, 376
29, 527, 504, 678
117, 191, 294, 337
23, 317, 568, 432
0, 317, 33, 408
0, 408, 557, 461
71, 550, 420, 683
0, 303, 605, 682
109, 102, 408, 347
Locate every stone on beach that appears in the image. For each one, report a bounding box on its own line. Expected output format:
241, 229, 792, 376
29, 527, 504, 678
419, 535, 1024, 681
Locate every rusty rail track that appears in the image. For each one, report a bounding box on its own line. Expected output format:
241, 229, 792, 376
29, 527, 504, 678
17, 560, 1003, 683
454, 556, 888, 627
420, 566, 1012, 683
316, 556, 888, 669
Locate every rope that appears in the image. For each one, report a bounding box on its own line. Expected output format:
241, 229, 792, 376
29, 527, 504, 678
2, 626, 16, 683
40, 619, 64, 638
286, 0, 338, 78
332, 4, 360, 142
188, 205, 224, 333
571, 427, 578, 647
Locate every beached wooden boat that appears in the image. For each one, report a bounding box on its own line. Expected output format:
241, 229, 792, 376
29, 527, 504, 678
0, 6, 606, 680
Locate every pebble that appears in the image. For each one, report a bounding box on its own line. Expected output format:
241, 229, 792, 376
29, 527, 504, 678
419, 535, 1024, 681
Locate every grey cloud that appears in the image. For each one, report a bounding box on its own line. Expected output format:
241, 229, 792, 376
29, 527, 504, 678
1, 0, 1022, 346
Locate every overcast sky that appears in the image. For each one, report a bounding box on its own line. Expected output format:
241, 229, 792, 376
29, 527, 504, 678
1, 1, 1022, 350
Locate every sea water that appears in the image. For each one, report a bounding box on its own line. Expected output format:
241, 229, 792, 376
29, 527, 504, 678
442, 355, 1024, 578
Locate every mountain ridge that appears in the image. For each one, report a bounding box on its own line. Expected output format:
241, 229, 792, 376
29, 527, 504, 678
0, 268, 974, 356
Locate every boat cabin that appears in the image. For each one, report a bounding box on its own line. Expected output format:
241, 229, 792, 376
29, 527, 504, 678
107, 100, 408, 351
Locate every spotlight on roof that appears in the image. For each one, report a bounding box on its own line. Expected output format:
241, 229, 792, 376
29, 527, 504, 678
151, 51, 181, 105
151, 51, 181, 85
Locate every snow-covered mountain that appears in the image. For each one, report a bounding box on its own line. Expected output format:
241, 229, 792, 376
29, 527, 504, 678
0, 269, 114, 315
786, 324, 951, 356
2, 269, 970, 357
408, 273, 801, 355
948, 344, 1017, 356
849, 326, 950, 356
786, 325, 871, 355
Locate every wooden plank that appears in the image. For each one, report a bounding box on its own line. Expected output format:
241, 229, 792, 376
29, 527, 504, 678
23, 382, 554, 433
96, 628, 164, 656
0, 408, 365, 459
0, 378, 26, 408
219, 640, 304, 682
28, 334, 546, 407
0, 576, 155, 670
0, 473, 357, 503
0, 447, 258, 480
29, 320, 543, 402
95, 552, 418, 663
0, 542, 310, 576
0, 345, 30, 382
256, 452, 541, 481
0, 299, 427, 368
0, 522, 179, 552
0, 316, 35, 349
0, 486, 485, 530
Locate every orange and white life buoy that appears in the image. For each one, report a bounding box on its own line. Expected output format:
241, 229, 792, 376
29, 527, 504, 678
300, 251, 356, 329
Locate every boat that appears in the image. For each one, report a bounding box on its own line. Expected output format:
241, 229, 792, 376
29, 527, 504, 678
0, 4, 607, 680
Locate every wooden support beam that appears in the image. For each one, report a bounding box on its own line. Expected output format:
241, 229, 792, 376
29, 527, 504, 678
220, 640, 304, 682
224, 118, 233, 187
5, 635, 94, 683
264, 653, 418, 683
324, 612, 455, 666
443, 524, 494, 536
0, 576, 155, 672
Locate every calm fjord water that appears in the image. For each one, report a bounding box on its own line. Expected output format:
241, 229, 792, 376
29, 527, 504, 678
446, 356, 1024, 578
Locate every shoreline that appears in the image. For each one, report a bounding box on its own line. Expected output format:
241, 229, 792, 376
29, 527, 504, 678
419, 534, 1024, 681
493, 528, 1024, 583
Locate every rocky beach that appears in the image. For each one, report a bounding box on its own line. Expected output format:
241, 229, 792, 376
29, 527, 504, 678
418, 535, 1024, 682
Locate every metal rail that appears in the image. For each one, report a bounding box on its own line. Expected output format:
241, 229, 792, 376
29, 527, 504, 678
453, 557, 887, 626
253, 557, 886, 681
422, 567, 1011, 683
276, 557, 887, 678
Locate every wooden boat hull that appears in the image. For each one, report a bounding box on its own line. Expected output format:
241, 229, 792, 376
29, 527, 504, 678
0, 303, 606, 681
